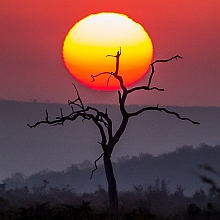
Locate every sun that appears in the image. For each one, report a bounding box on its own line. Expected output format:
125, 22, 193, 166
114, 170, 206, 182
62, 12, 153, 91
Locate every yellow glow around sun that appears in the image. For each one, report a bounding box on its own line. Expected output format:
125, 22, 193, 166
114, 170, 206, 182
63, 12, 153, 90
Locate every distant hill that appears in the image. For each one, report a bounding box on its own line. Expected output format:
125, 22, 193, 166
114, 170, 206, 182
0, 99, 219, 182
2, 144, 220, 196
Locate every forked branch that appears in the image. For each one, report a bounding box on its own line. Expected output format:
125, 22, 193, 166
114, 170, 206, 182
128, 55, 183, 93
91, 49, 198, 125
68, 84, 85, 110
91, 48, 122, 88
148, 55, 183, 88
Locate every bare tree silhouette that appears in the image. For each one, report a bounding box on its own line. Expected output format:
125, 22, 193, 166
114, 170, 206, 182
28, 48, 199, 218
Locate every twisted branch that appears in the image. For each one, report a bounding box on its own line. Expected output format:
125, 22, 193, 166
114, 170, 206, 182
91, 72, 114, 85
148, 55, 183, 88
90, 153, 104, 180
128, 105, 200, 124
128, 55, 183, 93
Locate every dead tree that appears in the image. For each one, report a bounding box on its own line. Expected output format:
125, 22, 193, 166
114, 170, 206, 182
28, 48, 199, 217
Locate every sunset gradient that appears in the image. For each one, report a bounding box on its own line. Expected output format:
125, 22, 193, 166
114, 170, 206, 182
1, 0, 220, 106
62, 13, 153, 90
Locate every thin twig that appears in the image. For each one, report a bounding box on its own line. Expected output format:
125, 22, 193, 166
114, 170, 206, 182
68, 84, 85, 110
91, 72, 113, 82
90, 153, 104, 180
128, 105, 200, 125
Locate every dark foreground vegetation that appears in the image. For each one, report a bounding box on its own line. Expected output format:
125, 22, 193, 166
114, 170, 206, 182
1, 144, 220, 218
0, 178, 219, 220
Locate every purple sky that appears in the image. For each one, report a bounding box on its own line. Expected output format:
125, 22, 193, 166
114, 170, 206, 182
1, 0, 219, 106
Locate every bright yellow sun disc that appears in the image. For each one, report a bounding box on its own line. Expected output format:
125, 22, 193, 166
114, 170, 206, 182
62, 12, 153, 90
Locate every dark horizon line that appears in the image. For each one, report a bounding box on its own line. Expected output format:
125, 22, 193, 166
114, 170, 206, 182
0, 98, 219, 108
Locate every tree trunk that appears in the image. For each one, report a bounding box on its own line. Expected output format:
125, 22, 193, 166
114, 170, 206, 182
103, 153, 118, 218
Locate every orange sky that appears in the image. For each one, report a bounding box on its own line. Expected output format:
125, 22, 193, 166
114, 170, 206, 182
1, 0, 220, 106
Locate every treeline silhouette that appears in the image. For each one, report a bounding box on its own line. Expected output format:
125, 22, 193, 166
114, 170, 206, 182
0, 177, 220, 219
3, 144, 220, 196
0, 144, 220, 219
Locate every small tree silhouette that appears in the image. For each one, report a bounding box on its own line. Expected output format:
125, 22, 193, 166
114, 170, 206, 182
28, 48, 199, 218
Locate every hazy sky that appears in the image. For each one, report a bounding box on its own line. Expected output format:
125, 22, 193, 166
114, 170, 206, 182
1, 1, 219, 106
